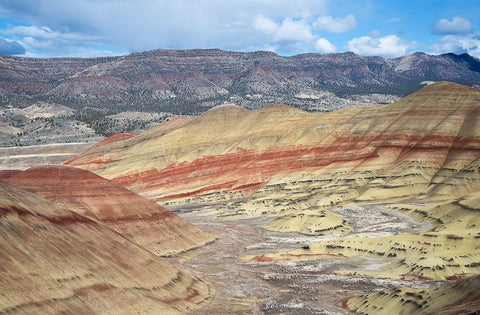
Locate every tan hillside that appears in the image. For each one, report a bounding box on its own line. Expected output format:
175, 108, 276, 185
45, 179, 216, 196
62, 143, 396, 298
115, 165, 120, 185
66, 82, 480, 284
0, 180, 212, 314
346, 274, 480, 314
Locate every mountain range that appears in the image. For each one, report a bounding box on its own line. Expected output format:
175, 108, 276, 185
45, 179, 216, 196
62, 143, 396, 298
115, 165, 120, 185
2, 49, 480, 113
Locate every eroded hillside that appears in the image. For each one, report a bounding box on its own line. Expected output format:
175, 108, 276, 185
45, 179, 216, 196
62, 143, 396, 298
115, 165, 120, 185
0, 165, 214, 256
66, 81, 480, 312
68, 82, 480, 212
0, 181, 213, 314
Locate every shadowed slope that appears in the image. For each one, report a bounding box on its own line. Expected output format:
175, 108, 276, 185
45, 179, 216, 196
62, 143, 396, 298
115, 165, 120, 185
1, 165, 214, 256
0, 180, 212, 314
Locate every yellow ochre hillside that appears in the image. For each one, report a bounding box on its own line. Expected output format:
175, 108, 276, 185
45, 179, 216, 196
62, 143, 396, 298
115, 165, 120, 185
68, 81, 480, 217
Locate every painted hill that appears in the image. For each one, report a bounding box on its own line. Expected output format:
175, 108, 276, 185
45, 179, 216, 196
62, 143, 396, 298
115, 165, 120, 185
0, 180, 212, 314
67, 81, 480, 208
67, 81, 480, 283
0, 165, 214, 256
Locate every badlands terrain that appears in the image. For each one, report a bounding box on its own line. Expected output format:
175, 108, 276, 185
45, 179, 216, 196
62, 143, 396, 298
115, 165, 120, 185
1, 81, 480, 313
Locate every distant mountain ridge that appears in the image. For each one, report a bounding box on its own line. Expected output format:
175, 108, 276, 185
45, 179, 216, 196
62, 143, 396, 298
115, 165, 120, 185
1, 49, 480, 114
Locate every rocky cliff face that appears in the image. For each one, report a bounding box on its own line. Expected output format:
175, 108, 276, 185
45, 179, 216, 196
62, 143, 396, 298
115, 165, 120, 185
0, 180, 212, 314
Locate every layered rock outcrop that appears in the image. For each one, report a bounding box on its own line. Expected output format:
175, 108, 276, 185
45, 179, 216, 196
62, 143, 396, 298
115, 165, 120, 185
67, 82, 480, 283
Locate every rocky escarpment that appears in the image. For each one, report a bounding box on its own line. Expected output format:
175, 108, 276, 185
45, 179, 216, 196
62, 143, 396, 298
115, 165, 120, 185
0, 180, 213, 314
0, 165, 214, 256
2, 50, 480, 144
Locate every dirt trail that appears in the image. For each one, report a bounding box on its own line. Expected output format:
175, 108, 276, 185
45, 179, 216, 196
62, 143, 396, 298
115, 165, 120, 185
167, 204, 438, 314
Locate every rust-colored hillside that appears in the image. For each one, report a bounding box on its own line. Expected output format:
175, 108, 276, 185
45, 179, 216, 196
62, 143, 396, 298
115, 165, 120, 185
1, 165, 214, 256
67, 82, 480, 285
67, 81, 480, 209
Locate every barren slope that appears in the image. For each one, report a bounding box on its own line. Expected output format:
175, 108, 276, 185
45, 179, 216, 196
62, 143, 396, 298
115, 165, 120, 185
0, 180, 212, 314
68, 82, 480, 209
346, 274, 480, 314
1, 165, 214, 256
61, 81, 480, 312
67, 82, 480, 285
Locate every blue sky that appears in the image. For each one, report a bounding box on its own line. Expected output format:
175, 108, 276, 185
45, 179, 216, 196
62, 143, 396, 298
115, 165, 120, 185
0, 0, 479, 58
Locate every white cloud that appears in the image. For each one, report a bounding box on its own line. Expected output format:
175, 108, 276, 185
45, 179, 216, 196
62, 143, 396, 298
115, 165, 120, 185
253, 15, 314, 42
347, 34, 412, 58
386, 16, 402, 23
0, 0, 330, 56
4, 25, 121, 57
313, 14, 356, 33
6, 25, 100, 41
430, 33, 480, 58
253, 15, 279, 35
315, 38, 336, 53
431, 16, 472, 35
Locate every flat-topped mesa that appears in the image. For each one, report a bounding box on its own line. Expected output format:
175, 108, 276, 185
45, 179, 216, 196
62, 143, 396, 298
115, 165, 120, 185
3, 165, 214, 256
66, 82, 480, 211
0, 180, 212, 314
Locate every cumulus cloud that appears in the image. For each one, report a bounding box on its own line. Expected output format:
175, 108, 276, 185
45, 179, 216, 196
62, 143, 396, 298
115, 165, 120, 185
430, 33, 480, 58
0, 37, 25, 55
431, 16, 472, 35
313, 14, 357, 33
315, 38, 336, 53
253, 15, 314, 43
347, 34, 412, 58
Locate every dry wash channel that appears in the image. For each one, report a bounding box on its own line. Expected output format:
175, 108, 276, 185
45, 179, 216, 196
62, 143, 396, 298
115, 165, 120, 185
167, 203, 440, 314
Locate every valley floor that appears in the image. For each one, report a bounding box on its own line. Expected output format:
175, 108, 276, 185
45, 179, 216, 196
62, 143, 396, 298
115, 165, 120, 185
167, 203, 443, 314
0, 141, 100, 170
